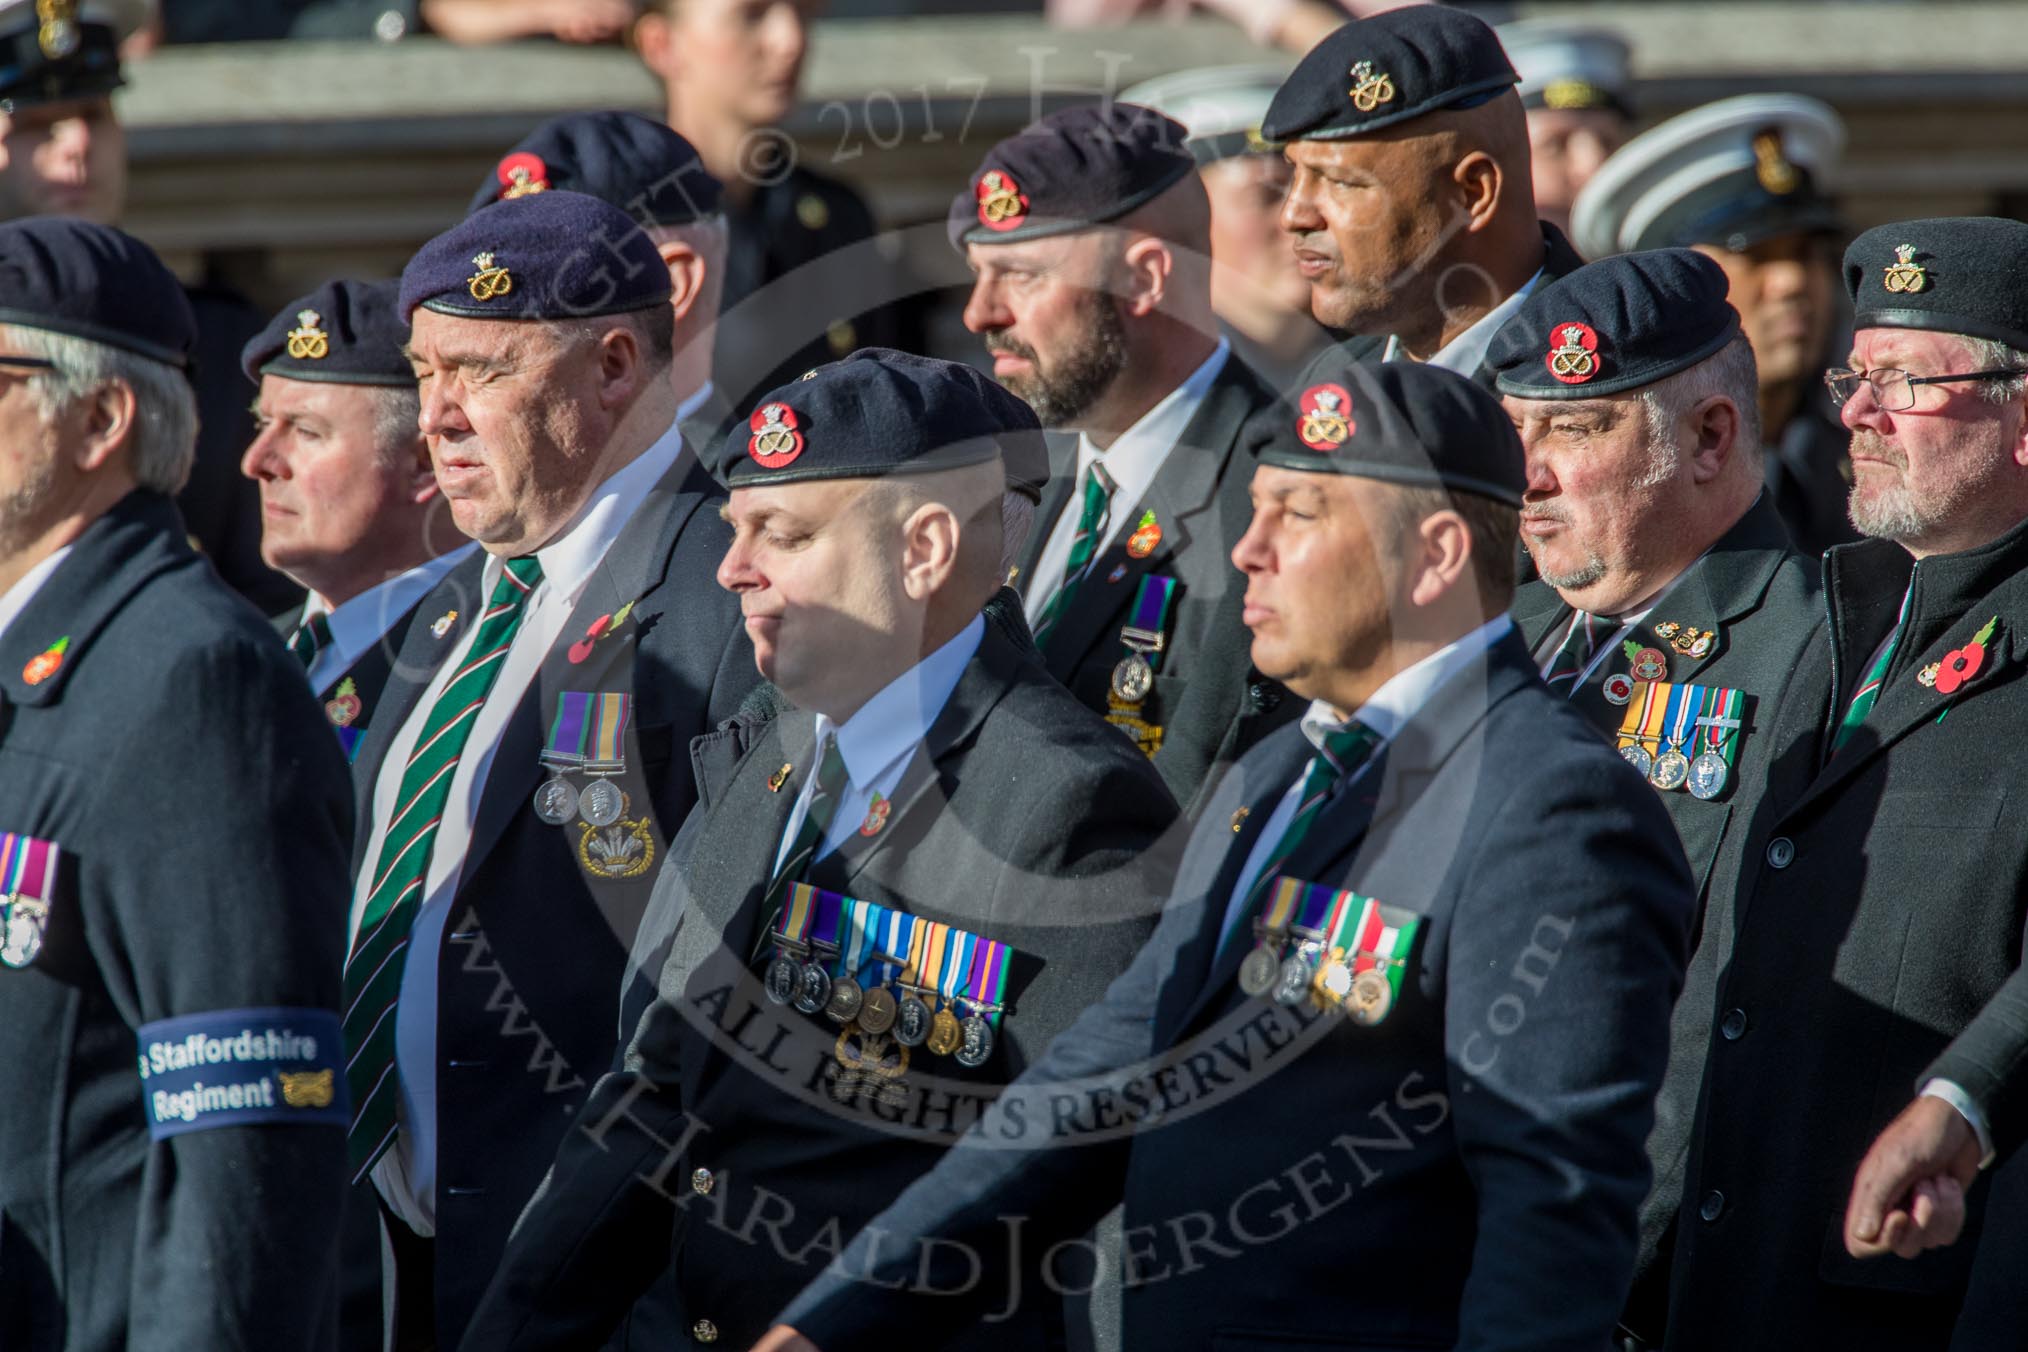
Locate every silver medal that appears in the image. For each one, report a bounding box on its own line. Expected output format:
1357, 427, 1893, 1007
533, 776, 579, 826
793, 962, 833, 1015
1273, 951, 1316, 1007
955, 1014, 995, 1068
1110, 652, 1154, 704
1650, 748, 1691, 792
894, 994, 931, 1047
578, 778, 624, 827
1237, 945, 1281, 998
764, 954, 800, 1006
1619, 743, 1654, 778
1687, 751, 1729, 801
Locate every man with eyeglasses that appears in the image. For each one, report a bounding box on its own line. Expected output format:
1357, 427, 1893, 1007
1632, 216, 2028, 1351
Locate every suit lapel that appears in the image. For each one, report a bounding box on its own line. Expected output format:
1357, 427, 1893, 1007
1012, 436, 1078, 592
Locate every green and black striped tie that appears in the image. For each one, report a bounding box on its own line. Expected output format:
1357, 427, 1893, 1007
341, 556, 542, 1180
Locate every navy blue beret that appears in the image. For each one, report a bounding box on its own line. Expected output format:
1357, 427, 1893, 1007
948, 103, 1194, 251
1251, 359, 1524, 507
724, 348, 1047, 491
0, 2, 124, 111
1844, 217, 2028, 353
242, 278, 411, 386
0, 217, 194, 368
466, 111, 723, 228
399, 190, 673, 323
1262, 8, 1518, 143
1487, 250, 1741, 400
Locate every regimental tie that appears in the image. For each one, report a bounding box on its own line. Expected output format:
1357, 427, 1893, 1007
288, 611, 334, 671
341, 556, 543, 1179
1829, 582, 1913, 758
762, 733, 851, 923
1032, 460, 1115, 648
1541, 610, 1605, 696
1221, 720, 1386, 957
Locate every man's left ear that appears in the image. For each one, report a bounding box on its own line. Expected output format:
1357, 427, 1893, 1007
75, 378, 139, 472
899, 502, 962, 601
1688, 395, 1740, 484
1119, 236, 1175, 318
1408, 509, 1472, 607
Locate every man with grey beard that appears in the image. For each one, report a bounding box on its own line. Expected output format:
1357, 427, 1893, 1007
1623, 216, 2028, 1350
1488, 248, 1825, 1348
953, 101, 1291, 807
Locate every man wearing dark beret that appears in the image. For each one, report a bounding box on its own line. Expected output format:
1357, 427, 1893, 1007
0, 0, 298, 615
1575, 93, 1858, 561
468, 110, 740, 471
348, 189, 756, 1346
1268, 6, 1587, 381
1484, 249, 1826, 1338
759, 360, 1695, 1352
458, 348, 1178, 1352
0, 217, 355, 1350
1639, 216, 2028, 1350
955, 100, 1295, 809
241, 278, 475, 759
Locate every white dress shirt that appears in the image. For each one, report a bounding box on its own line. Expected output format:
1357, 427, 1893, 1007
1219, 616, 1514, 938
1382, 269, 1545, 376
296, 546, 477, 696
0, 545, 73, 646
1020, 340, 1230, 617
772, 615, 984, 873
352, 420, 688, 1231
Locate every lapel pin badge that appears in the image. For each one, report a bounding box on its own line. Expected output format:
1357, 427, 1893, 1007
431, 610, 458, 639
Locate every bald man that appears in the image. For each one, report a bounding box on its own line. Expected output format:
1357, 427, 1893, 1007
1268, 8, 1586, 381
954, 101, 1295, 807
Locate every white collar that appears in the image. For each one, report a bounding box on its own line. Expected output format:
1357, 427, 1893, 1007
814, 615, 984, 789
1073, 339, 1230, 484
1385, 269, 1546, 375
0, 545, 74, 647
305, 545, 477, 653
510, 420, 687, 601
1300, 614, 1514, 747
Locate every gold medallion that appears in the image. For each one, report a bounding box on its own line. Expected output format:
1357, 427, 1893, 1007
926, 1006, 963, 1057
576, 817, 656, 880
285, 309, 330, 361
1346, 969, 1393, 1026
1347, 60, 1396, 113
36, 0, 78, 58
1883, 244, 1929, 295
1751, 129, 1799, 195
468, 251, 514, 302
278, 1069, 336, 1108
977, 171, 1026, 226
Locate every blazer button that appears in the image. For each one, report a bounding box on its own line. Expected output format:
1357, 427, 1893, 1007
1765, 837, 1795, 869
693, 1319, 720, 1344
1699, 1190, 1725, 1222
691, 1167, 715, 1196
1720, 1008, 1748, 1041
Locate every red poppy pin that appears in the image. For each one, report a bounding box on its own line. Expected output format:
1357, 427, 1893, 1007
859, 791, 891, 837
975, 169, 1029, 232
21, 635, 67, 685
748, 402, 805, 469
497, 152, 551, 199
1297, 383, 1354, 451
325, 677, 363, 728
1924, 617, 1999, 695
568, 600, 636, 665
1546, 321, 1600, 384
1126, 510, 1162, 559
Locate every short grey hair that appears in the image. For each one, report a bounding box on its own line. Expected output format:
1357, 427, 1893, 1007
1963, 336, 2028, 406
369, 384, 423, 467
1638, 335, 1762, 467
0, 324, 197, 495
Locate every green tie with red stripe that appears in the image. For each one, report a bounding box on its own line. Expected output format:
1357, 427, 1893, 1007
1033, 462, 1113, 648
342, 555, 543, 1178
1830, 582, 1913, 757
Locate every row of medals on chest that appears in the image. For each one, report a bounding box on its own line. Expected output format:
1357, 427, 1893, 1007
1238, 920, 1396, 1027
1611, 622, 1730, 801
533, 751, 628, 828
764, 935, 1000, 1069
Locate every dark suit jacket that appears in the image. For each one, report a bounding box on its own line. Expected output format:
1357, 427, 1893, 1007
0, 492, 353, 1352
1019, 351, 1295, 807
275, 592, 429, 737
1334, 221, 1589, 388
782, 629, 1696, 1352
349, 449, 756, 1346
1657, 516, 2028, 1350
458, 619, 1180, 1352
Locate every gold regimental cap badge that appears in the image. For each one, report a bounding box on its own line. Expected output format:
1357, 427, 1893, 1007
1348, 60, 1396, 113
468, 251, 513, 302
285, 310, 329, 361
1883, 243, 1929, 295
